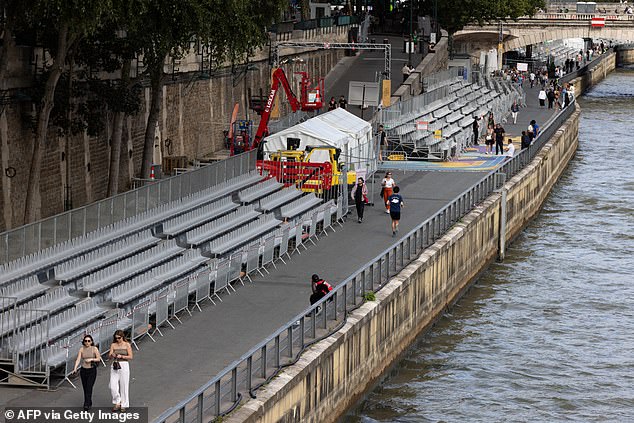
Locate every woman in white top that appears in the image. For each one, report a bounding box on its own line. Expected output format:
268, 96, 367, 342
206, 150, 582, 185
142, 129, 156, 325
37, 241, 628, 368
538, 89, 547, 107
109, 330, 133, 412
381, 172, 396, 213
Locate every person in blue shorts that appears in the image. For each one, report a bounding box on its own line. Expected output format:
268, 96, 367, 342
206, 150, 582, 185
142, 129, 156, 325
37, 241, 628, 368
387, 186, 404, 236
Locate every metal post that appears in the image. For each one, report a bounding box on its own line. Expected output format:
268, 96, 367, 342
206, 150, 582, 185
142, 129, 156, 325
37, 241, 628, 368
408, 1, 413, 67
495, 172, 507, 261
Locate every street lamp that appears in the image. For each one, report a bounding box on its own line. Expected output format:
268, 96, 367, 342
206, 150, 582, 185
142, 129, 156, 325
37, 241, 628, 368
409, 0, 413, 67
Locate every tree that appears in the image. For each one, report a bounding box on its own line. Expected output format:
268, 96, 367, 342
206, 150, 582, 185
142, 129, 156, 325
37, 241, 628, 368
418, 0, 545, 35
299, 0, 310, 21
133, 0, 286, 179
22, 0, 114, 223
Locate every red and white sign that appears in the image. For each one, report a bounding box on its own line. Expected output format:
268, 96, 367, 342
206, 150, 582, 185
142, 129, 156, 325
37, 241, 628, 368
591, 17, 605, 27
416, 121, 429, 130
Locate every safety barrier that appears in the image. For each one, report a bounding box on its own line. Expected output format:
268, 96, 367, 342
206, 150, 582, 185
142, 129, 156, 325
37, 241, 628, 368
0, 150, 257, 264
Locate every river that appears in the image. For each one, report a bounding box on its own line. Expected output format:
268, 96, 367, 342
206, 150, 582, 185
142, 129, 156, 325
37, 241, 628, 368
344, 69, 634, 422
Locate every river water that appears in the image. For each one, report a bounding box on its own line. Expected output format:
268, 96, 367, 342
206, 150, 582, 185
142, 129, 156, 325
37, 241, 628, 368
345, 69, 634, 422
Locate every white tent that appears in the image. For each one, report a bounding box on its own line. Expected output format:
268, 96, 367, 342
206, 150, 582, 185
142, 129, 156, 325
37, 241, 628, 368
314, 108, 373, 172
263, 118, 350, 157
263, 108, 374, 173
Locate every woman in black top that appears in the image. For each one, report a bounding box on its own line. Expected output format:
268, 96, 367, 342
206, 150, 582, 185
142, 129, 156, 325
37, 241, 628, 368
350, 177, 368, 223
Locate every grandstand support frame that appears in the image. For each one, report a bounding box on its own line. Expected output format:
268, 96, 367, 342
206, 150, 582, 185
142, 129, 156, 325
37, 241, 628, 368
272, 42, 392, 80
0, 361, 51, 390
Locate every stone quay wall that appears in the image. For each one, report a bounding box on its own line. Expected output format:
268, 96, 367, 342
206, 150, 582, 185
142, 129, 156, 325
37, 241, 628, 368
616, 45, 634, 66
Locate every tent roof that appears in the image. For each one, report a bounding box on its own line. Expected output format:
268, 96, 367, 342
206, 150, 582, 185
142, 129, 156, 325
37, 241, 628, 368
263, 117, 351, 153
315, 108, 371, 136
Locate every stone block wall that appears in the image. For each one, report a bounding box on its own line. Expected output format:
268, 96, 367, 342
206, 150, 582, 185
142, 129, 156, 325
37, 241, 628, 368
616, 46, 634, 66
391, 35, 449, 104
226, 107, 581, 423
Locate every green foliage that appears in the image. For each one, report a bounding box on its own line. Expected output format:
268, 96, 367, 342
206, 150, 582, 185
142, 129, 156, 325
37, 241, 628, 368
417, 0, 545, 34
364, 291, 376, 302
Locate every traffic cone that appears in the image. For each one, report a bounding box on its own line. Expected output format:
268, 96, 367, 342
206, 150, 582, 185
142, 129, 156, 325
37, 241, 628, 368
150, 166, 155, 180
315, 90, 321, 107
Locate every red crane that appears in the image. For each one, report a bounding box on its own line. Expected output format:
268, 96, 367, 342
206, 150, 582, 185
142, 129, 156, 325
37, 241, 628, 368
229, 68, 323, 156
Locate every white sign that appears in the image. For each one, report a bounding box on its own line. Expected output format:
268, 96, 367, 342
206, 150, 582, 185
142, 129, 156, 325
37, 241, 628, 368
347, 81, 381, 107
430, 32, 437, 44
517, 62, 528, 72
416, 121, 429, 130
405, 42, 415, 54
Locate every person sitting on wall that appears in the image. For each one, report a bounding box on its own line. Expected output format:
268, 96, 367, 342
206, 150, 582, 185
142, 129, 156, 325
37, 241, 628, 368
310, 274, 333, 306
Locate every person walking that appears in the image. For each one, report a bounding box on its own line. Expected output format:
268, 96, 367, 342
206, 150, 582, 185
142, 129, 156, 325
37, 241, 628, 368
538, 88, 547, 107
510, 101, 519, 124
381, 172, 395, 214
485, 125, 494, 155
487, 112, 495, 130
547, 89, 555, 109
529, 71, 535, 88
109, 330, 133, 412
494, 123, 505, 155
350, 177, 368, 223
387, 186, 404, 236
72, 334, 101, 410
521, 130, 531, 149
402, 63, 411, 84
378, 124, 388, 160
472, 116, 480, 145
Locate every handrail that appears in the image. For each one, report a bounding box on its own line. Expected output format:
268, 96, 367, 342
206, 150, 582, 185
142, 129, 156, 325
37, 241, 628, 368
153, 76, 581, 423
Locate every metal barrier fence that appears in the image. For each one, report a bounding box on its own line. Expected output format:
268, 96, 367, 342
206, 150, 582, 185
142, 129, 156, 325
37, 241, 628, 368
0, 150, 257, 264
154, 91, 578, 423
422, 68, 464, 92
377, 85, 450, 128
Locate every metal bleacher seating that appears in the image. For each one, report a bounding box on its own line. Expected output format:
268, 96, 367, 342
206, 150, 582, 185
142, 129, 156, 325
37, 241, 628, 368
257, 186, 304, 213
13, 299, 106, 354
110, 250, 207, 306
0, 276, 47, 309
0, 288, 78, 337
180, 205, 261, 247
0, 153, 345, 388
79, 240, 182, 295
278, 193, 323, 220
159, 197, 239, 238
236, 178, 283, 204
201, 214, 282, 258
54, 230, 160, 282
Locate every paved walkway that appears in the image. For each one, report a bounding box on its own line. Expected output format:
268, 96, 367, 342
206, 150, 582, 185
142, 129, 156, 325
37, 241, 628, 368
1, 40, 557, 421
325, 34, 423, 120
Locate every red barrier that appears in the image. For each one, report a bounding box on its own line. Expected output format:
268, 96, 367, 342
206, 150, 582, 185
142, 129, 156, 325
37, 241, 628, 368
257, 160, 334, 192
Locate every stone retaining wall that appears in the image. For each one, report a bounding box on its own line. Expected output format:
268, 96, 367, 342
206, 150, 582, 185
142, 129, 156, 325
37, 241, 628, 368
616, 45, 634, 66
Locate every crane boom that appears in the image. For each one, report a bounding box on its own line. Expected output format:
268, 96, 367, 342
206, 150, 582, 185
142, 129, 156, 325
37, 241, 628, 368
252, 68, 302, 151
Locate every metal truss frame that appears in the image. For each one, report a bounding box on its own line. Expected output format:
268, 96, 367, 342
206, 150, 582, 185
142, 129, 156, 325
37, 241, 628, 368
273, 42, 392, 80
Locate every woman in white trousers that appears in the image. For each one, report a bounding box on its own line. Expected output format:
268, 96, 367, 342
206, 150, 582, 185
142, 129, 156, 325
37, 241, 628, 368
108, 330, 133, 411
